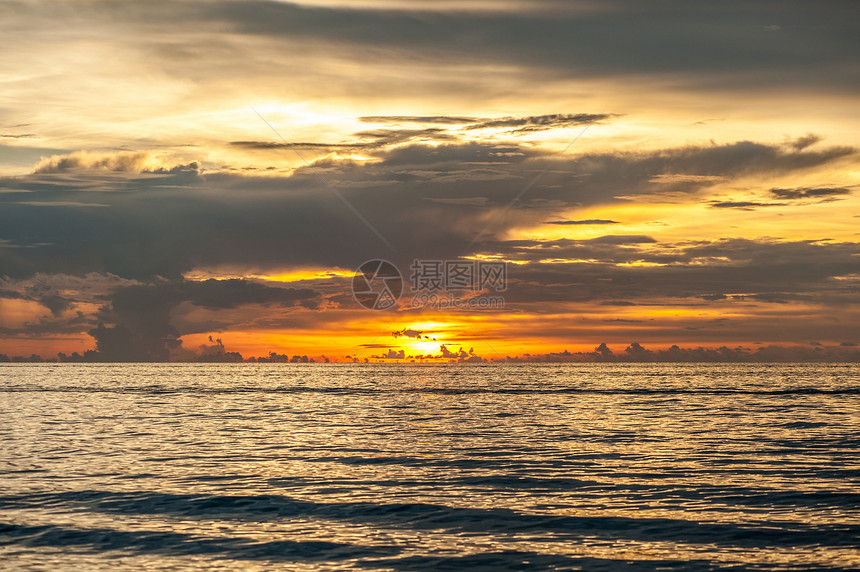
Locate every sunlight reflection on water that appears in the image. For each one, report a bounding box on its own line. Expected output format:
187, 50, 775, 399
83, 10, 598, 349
1, 363, 859, 570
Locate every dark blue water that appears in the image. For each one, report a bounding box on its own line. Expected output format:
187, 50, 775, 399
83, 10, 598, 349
1, 363, 859, 570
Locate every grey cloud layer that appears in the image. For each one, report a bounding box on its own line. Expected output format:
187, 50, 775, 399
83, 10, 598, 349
2, 0, 857, 101
1, 134, 857, 352
205, 0, 860, 91
1, 137, 854, 281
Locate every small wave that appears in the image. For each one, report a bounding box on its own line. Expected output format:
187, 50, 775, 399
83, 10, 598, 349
4, 491, 859, 549
2, 386, 859, 396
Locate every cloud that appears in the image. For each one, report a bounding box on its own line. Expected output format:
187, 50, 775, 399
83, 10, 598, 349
0, 138, 854, 284
649, 174, 726, 184
374, 349, 405, 359
173, 279, 319, 310
424, 196, 490, 206
481, 237, 860, 314
230, 141, 372, 151
359, 116, 477, 124
438, 344, 480, 361
34, 151, 151, 174
547, 219, 619, 225
2, 134, 858, 354
232, 113, 609, 154
505, 342, 860, 363
87, 279, 319, 361
708, 200, 784, 209
465, 113, 615, 132
392, 328, 432, 339
13, 201, 110, 208
769, 187, 852, 200
707, 187, 851, 209
197, 0, 860, 94
788, 134, 822, 151
588, 235, 656, 244
33, 150, 200, 175
353, 127, 456, 146
0, 272, 139, 334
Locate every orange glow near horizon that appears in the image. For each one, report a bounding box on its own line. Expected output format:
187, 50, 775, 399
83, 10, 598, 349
184, 267, 357, 283
3, 291, 858, 360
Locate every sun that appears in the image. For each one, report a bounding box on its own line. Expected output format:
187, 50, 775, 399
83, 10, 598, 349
391, 321, 455, 356
407, 339, 442, 355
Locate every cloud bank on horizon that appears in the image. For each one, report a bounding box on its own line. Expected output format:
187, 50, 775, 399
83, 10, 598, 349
0, 0, 858, 360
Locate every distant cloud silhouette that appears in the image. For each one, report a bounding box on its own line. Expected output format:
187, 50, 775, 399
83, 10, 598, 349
547, 219, 619, 225
87, 280, 319, 362
769, 187, 852, 200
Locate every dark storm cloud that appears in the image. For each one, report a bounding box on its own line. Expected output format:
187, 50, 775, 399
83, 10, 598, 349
0, 273, 319, 354
88, 279, 319, 361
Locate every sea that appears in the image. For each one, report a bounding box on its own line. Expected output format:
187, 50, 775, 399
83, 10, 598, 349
1, 363, 858, 571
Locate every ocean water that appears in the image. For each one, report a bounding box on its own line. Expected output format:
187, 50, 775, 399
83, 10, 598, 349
1, 363, 858, 571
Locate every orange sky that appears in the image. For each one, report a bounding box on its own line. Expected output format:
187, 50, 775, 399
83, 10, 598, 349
1, 0, 858, 361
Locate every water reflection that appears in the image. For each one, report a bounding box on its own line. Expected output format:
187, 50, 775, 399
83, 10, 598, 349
1, 363, 859, 570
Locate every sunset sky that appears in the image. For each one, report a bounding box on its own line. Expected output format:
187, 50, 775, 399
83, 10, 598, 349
1, 0, 858, 361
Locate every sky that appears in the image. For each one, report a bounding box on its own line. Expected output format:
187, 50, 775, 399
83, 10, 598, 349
1, 0, 858, 361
